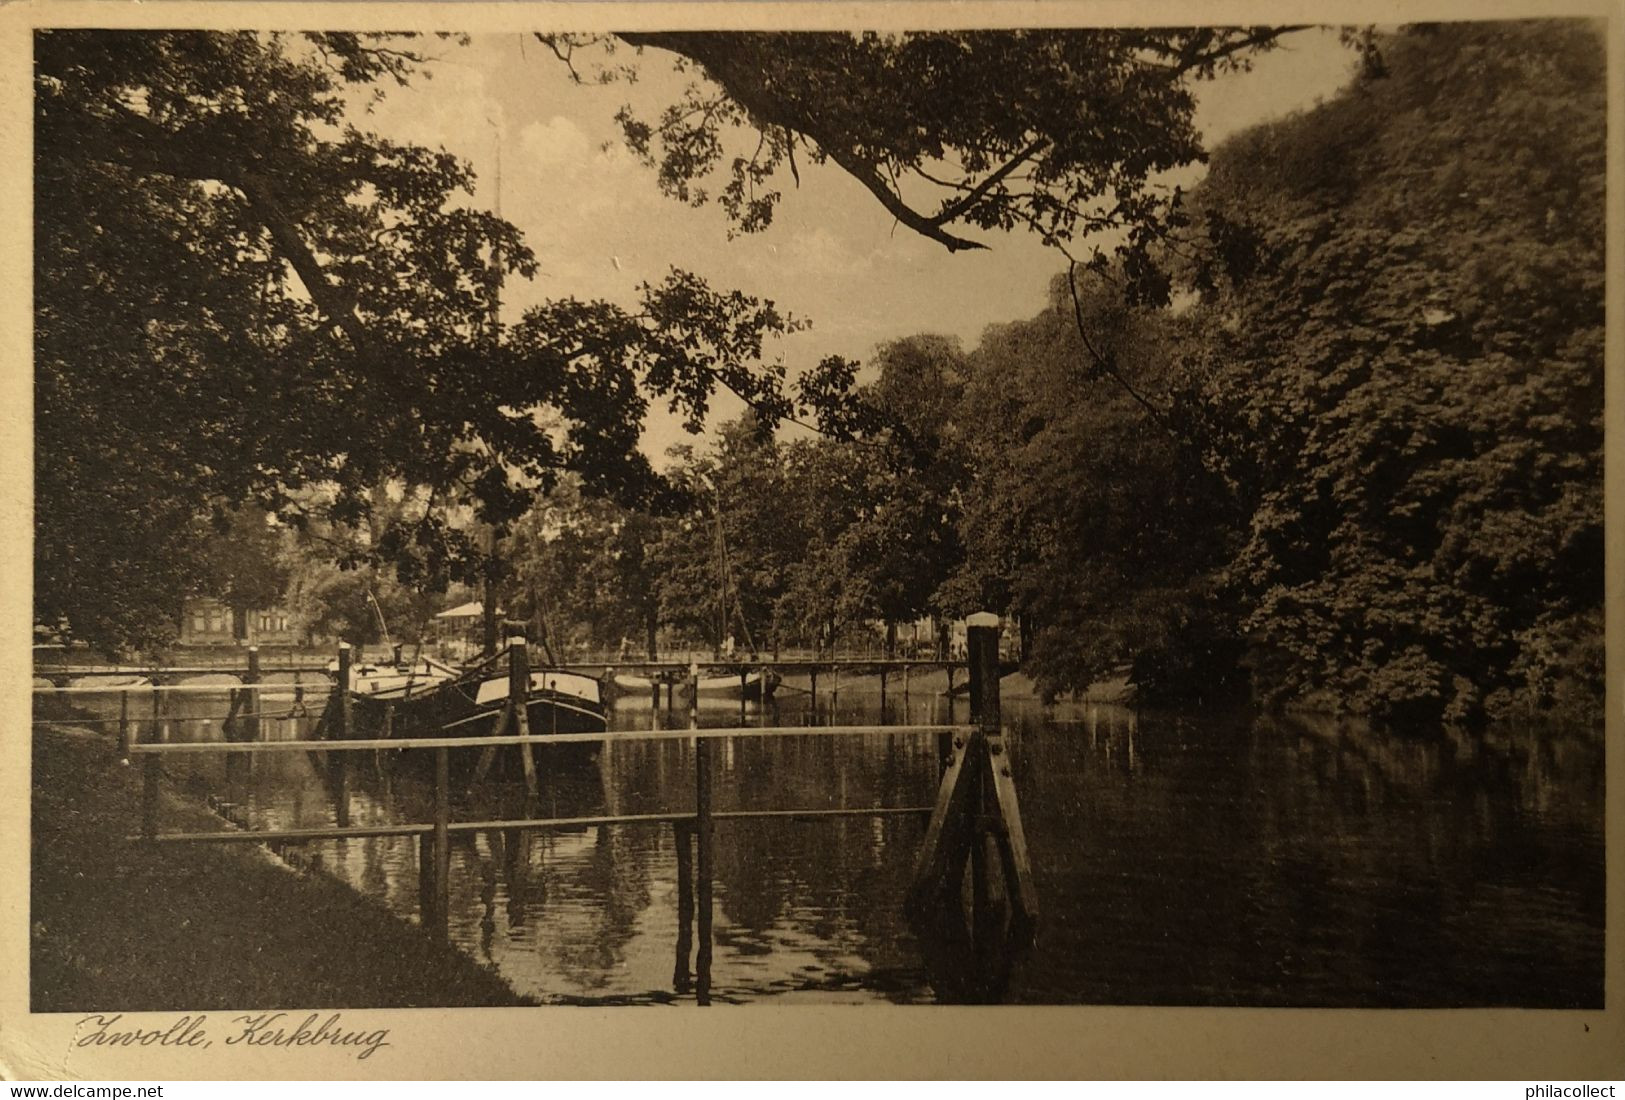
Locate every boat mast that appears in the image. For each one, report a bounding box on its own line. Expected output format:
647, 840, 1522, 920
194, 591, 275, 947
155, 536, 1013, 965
480, 118, 504, 660
712, 480, 727, 660
711, 479, 758, 659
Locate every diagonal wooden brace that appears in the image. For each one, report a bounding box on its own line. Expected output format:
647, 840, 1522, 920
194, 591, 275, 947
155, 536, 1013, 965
985, 735, 1038, 945
905, 730, 983, 921
466, 701, 512, 794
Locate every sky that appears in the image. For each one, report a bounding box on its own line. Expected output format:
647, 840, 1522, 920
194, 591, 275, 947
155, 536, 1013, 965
353, 29, 1362, 462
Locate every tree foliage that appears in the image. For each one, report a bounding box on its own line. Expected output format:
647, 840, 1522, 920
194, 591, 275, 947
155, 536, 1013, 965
948, 274, 1245, 700
646, 418, 802, 653
501, 478, 663, 658
1177, 20, 1605, 723
35, 30, 804, 651
548, 28, 1297, 274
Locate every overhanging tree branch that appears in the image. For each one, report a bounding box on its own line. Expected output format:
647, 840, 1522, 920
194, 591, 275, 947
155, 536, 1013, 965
930, 138, 1049, 227
78, 103, 372, 350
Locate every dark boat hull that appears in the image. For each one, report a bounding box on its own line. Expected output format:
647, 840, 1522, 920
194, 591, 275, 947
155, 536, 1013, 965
349, 669, 609, 781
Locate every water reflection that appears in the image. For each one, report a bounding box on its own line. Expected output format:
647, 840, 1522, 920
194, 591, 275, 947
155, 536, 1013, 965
35, 677, 1603, 1006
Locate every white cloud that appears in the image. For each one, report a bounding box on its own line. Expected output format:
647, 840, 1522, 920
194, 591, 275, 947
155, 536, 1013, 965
518, 116, 593, 171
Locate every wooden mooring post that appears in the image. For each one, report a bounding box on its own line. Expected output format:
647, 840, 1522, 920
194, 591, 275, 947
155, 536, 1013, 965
906, 612, 1037, 957
417, 742, 454, 937
509, 628, 539, 799
245, 645, 260, 766
673, 820, 694, 994
691, 669, 713, 1006
333, 643, 351, 829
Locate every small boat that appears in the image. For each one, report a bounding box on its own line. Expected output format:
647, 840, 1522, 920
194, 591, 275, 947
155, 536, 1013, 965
346, 655, 462, 701
682, 668, 780, 703
608, 667, 779, 704
612, 671, 661, 693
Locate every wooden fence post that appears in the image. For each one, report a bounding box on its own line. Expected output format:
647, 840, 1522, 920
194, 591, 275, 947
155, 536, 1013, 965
141, 711, 160, 841
333, 643, 351, 829
141, 681, 164, 840
432, 744, 451, 938
691, 669, 712, 1005
673, 821, 694, 994
117, 689, 131, 760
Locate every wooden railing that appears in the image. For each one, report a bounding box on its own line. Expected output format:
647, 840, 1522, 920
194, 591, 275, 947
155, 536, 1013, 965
80, 617, 1036, 1003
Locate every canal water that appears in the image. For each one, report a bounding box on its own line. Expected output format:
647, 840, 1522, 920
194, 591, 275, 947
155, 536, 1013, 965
38, 675, 1604, 1007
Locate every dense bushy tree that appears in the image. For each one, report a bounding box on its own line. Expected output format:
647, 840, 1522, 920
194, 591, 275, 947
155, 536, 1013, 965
948, 274, 1245, 701
35, 30, 801, 651
648, 418, 801, 654
502, 478, 663, 658
297, 566, 446, 648
1178, 21, 1606, 722
772, 437, 876, 652
841, 338, 969, 639
196, 508, 293, 628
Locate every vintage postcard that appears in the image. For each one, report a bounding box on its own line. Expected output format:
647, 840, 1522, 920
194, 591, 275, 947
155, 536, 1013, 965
2, 0, 1621, 1080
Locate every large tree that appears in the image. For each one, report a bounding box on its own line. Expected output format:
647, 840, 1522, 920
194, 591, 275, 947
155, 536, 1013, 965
820, 336, 970, 650
35, 30, 801, 651
648, 417, 801, 654
1177, 21, 1606, 723
946, 272, 1245, 700
34, 27, 1346, 655
501, 478, 664, 659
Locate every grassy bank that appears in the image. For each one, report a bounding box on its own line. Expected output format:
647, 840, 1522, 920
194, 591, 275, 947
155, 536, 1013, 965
31, 725, 528, 1011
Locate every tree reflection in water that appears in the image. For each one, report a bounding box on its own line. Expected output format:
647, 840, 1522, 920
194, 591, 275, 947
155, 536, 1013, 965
56, 681, 1602, 1006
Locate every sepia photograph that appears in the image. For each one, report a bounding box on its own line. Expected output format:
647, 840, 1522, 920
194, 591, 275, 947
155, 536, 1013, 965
8, 0, 1620, 1079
